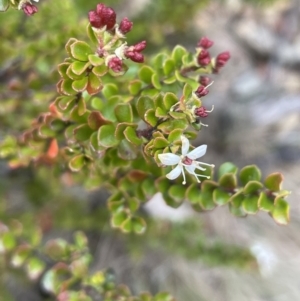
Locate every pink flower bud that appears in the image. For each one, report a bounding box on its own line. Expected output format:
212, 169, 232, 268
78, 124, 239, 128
195, 86, 209, 98
88, 10, 102, 28
89, 4, 116, 30
108, 57, 123, 72
22, 3, 38, 16
119, 17, 133, 34
125, 51, 144, 63
101, 6, 116, 30
216, 51, 230, 68
133, 41, 147, 52
197, 37, 214, 49
194, 106, 209, 118
199, 76, 210, 86
197, 49, 211, 66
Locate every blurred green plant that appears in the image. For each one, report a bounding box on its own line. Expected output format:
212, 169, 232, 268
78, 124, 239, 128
0, 1, 291, 300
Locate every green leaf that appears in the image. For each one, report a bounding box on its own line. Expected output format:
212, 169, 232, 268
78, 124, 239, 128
124, 127, 142, 145
199, 191, 216, 210
57, 63, 70, 79
137, 96, 155, 119
115, 103, 133, 123
86, 23, 98, 44
141, 178, 156, 197
128, 80, 143, 95
91, 97, 104, 110
163, 92, 178, 110
74, 124, 93, 142
61, 78, 77, 96
242, 195, 259, 214
168, 129, 182, 142
71, 61, 91, 76
264, 172, 283, 192
138, 66, 155, 84
230, 190, 244, 207
163, 59, 175, 76
70, 41, 93, 61
258, 192, 274, 212
111, 210, 128, 228
213, 188, 231, 205
153, 137, 169, 149
152, 73, 162, 89
87, 72, 102, 95
69, 154, 85, 172
0, 0, 9, 12
93, 64, 108, 76
168, 185, 186, 205
88, 54, 104, 66
218, 162, 238, 179
72, 77, 88, 92
88, 111, 111, 130
158, 119, 188, 133
102, 84, 118, 99
154, 292, 173, 301
155, 177, 171, 194
240, 165, 261, 186
171, 45, 187, 67
132, 217, 146, 234
26, 257, 46, 280
229, 203, 246, 217
1, 232, 16, 251
118, 139, 138, 160
121, 217, 133, 233
169, 111, 186, 119
65, 38, 78, 57
144, 109, 158, 127
74, 231, 88, 249
243, 180, 263, 194
183, 83, 193, 99
219, 173, 237, 190
115, 122, 137, 140
98, 124, 119, 148
272, 199, 290, 225
11, 245, 31, 267
186, 183, 200, 204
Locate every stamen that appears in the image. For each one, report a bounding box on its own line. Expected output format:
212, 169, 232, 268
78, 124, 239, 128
206, 105, 214, 113
200, 122, 209, 127
182, 170, 187, 185
205, 81, 214, 89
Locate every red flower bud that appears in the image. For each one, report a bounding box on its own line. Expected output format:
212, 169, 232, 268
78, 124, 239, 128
197, 49, 211, 66
195, 85, 209, 98
216, 51, 231, 68
125, 52, 144, 63
22, 3, 38, 16
195, 106, 209, 118
119, 17, 133, 34
101, 6, 116, 30
197, 37, 214, 49
88, 10, 102, 28
108, 57, 123, 72
199, 76, 210, 86
133, 41, 147, 52
89, 4, 116, 30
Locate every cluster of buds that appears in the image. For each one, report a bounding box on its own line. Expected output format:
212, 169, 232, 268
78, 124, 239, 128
88, 3, 146, 73
196, 37, 230, 72
18, 0, 39, 16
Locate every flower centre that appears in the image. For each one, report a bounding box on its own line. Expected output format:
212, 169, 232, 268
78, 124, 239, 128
182, 157, 193, 165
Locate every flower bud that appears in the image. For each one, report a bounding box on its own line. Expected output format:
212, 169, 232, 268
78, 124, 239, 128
119, 17, 133, 34
195, 85, 209, 98
133, 40, 147, 52
197, 37, 214, 49
197, 49, 211, 66
88, 10, 102, 28
216, 51, 230, 68
22, 3, 38, 16
195, 106, 209, 118
199, 76, 210, 86
101, 6, 116, 30
125, 51, 144, 63
108, 57, 123, 72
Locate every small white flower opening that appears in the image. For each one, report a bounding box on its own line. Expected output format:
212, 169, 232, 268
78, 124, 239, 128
158, 136, 214, 185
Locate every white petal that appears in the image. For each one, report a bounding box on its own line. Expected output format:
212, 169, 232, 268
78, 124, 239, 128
166, 164, 182, 180
158, 153, 180, 166
187, 145, 207, 160
184, 164, 196, 175
181, 135, 189, 156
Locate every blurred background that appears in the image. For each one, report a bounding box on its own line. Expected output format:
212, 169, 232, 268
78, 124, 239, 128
0, 0, 300, 300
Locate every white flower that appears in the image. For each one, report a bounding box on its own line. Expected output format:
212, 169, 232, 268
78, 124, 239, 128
158, 135, 214, 185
